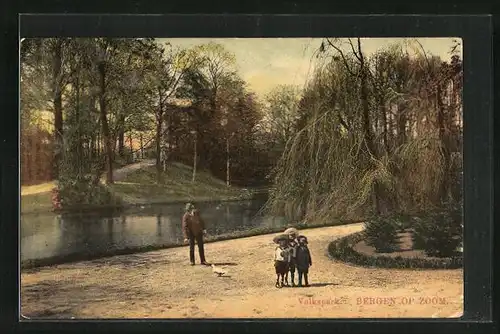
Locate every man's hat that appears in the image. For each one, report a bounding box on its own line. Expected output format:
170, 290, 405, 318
185, 203, 195, 212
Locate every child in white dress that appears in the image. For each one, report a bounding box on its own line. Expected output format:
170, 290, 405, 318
274, 239, 290, 288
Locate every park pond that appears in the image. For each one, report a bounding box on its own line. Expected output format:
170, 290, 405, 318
20, 195, 288, 266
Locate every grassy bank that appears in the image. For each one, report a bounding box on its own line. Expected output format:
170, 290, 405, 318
108, 162, 255, 205
21, 162, 257, 215
21, 190, 54, 215
21, 219, 363, 270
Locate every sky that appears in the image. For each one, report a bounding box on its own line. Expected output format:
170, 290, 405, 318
160, 38, 460, 99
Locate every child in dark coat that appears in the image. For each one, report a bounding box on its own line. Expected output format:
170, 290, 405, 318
285, 232, 299, 286
295, 235, 312, 287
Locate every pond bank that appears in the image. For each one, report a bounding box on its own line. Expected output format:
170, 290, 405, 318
21, 223, 463, 319
21, 192, 267, 218
20, 219, 361, 270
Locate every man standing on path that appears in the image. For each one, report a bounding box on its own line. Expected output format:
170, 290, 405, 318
182, 203, 209, 266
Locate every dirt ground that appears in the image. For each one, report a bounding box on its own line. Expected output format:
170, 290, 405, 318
20, 223, 463, 319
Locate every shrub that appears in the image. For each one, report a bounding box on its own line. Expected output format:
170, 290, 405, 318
411, 206, 463, 258
51, 187, 62, 211
364, 217, 400, 253
391, 213, 414, 232
58, 174, 123, 210
411, 217, 427, 250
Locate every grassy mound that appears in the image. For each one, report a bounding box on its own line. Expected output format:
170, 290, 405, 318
21, 162, 256, 214
109, 162, 254, 205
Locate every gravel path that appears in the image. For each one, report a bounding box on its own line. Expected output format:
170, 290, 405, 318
20, 223, 463, 319
107, 159, 156, 182
21, 160, 156, 196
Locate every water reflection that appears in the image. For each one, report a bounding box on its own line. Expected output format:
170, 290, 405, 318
20, 196, 286, 262
20, 214, 64, 261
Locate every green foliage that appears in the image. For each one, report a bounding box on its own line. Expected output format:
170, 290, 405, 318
363, 217, 400, 253
22, 37, 264, 196
21, 37, 463, 223
57, 174, 122, 209
264, 84, 302, 147
411, 206, 463, 258
391, 213, 414, 231
411, 217, 427, 250
328, 231, 462, 270
266, 38, 463, 225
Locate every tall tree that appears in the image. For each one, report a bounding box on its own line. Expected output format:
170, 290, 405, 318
94, 39, 116, 184
263, 84, 301, 149
323, 38, 382, 214
267, 38, 463, 223
190, 42, 237, 168
138, 41, 199, 180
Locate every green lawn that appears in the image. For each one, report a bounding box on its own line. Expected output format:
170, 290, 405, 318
21, 191, 54, 215
109, 162, 254, 205
20, 162, 254, 214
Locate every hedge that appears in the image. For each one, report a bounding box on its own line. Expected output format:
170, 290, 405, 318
327, 231, 463, 270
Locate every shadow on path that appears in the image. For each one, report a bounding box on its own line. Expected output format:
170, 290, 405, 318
301, 282, 339, 287
210, 262, 238, 266
21, 277, 157, 319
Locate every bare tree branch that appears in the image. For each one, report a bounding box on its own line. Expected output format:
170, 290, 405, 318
348, 38, 362, 63
325, 38, 356, 76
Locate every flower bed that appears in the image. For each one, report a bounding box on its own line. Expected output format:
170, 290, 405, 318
328, 230, 462, 270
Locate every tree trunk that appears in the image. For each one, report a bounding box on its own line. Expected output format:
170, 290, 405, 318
155, 114, 162, 180
128, 133, 133, 161
75, 70, 82, 175
361, 73, 375, 157
140, 133, 144, 159
98, 61, 114, 184
89, 137, 94, 161
357, 39, 381, 215
118, 114, 125, 158
162, 111, 170, 173
380, 98, 389, 154
52, 39, 64, 180
34, 134, 40, 183
113, 133, 118, 157
155, 89, 164, 181
90, 98, 97, 161
26, 134, 32, 184
397, 102, 407, 147
96, 126, 101, 158
192, 131, 197, 182
436, 85, 450, 203
226, 136, 230, 187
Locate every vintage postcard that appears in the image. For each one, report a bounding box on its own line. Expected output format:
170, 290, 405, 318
20, 37, 463, 319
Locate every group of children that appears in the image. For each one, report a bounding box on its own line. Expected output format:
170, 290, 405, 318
273, 230, 312, 288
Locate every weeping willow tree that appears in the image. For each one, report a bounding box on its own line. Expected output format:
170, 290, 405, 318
266, 38, 463, 224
